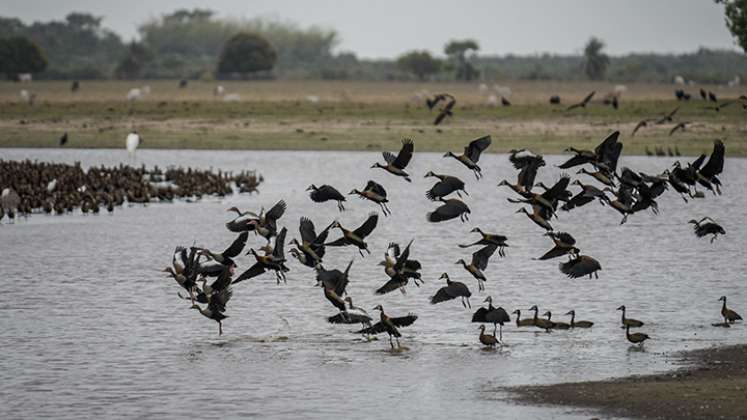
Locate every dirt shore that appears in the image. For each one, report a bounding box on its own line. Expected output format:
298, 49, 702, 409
508, 344, 747, 419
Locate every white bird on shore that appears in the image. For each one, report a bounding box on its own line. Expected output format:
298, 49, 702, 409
126, 131, 142, 157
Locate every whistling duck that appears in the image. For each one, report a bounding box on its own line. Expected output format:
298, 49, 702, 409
328, 297, 373, 329
536, 232, 579, 260
516, 207, 552, 231
443, 135, 492, 179
430, 273, 472, 308
235, 227, 289, 284
689, 217, 726, 243
456, 244, 498, 291
191, 287, 233, 336
577, 168, 615, 187
719, 296, 742, 323
376, 241, 422, 295
617, 305, 644, 328
478, 325, 499, 347
290, 217, 332, 267
308, 184, 346, 211
356, 305, 417, 349
425, 171, 468, 200
459, 227, 508, 257
350, 180, 391, 216
565, 310, 594, 328
543, 311, 570, 330
371, 139, 414, 182
427, 198, 470, 223
512, 309, 535, 327
559, 255, 601, 279
529, 305, 553, 331
326, 213, 379, 257
625, 325, 650, 347
472, 296, 510, 340
565, 90, 595, 111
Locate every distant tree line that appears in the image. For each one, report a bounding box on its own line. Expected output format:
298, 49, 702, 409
0, 9, 746, 83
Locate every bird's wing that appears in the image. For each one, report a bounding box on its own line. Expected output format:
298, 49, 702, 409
299, 217, 317, 244
699, 140, 725, 178
431, 287, 455, 303
433, 110, 447, 125
509, 150, 545, 170
222, 232, 248, 259
541, 175, 570, 201
390, 313, 417, 327
394, 240, 413, 271
537, 245, 569, 260
472, 244, 498, 270
325, 237, 348, 247
265, 200, 287, 221
559, 256, 599, 278
233, 263, 265, 284
690, 153, 707, 171
517, 163, 540, 191
353, 213, 379, 238
465, 136, 491, 163
208, 287, 233, 313
375, 276, 408, 295
272, 227, 287, 260
556, 231, 576, 245
382, 151, 397, 165
392, 139, 414, 169
387, 242, 401, 258
557, 155, 591, 169
210, 265, 233, 292
472, 307, 489, 322
426, 181, 454, 201
357, 321, 387, 335
365, 180, 387, 197
427, 200, 468, 222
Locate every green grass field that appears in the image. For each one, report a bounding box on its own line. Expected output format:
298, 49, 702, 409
1, 80, 745, 156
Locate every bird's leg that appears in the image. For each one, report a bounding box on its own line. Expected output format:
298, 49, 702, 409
493, 324, 497, 337
461, 297, 467, 308
399, 287, 407, 295
594, 271, 599, 279
358, 249, 365, 258
499, 325, 503, 342
219, 322, 223, 336
396, 337, 401, 348
466, 297, 471, 309
389, 335, 394, 349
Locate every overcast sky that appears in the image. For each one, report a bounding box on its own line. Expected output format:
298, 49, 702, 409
2, 0, 739, 58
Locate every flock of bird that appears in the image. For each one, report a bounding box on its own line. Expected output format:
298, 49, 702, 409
164, 124, 740, 349
0, 159, 261, 223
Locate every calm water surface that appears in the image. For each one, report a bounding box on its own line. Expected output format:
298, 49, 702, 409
1, 148, 745, 419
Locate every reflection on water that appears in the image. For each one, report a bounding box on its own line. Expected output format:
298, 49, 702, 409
1, 148, 745, 419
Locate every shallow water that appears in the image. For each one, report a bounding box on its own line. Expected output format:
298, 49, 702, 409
1, 148, 745, 420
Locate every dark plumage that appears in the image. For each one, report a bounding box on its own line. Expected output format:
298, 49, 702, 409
431, 273, 472, 308
689, 217, 725, 242
371, 139, 414, 182
425, 171, 468, 200
325, 213, 379, 256
59, 132, 68, 146
427, 198, 470, 223
559, 255, 601, 279
472, 296, 510, 340
308, 184, 346, 211
350, 180, 391, 216
444, 135, 491, 180
356, 305, 417, 349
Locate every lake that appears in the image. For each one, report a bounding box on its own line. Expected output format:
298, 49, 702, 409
1, 147, 745, 419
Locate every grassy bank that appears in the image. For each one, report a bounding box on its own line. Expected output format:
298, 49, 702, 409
508, 344, 747, 419
1, 81, 745, 155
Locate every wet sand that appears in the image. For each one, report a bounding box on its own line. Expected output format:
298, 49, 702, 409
508, 344, 747, 419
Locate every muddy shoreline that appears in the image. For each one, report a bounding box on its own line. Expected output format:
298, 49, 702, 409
507, 344, 747, 419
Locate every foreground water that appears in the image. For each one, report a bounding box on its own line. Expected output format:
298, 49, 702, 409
1, 148, 745, 420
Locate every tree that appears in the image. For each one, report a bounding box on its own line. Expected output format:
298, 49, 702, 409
114, 42, 153, 79
217, 32, 277, 76
397, 50, 441, 80
583, 37, 610, 80
716, 0, 747, 52
0, 36, 47, 79
444, 39, 480, 80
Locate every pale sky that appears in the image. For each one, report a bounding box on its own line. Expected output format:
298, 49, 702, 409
1, 0, 739, 58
